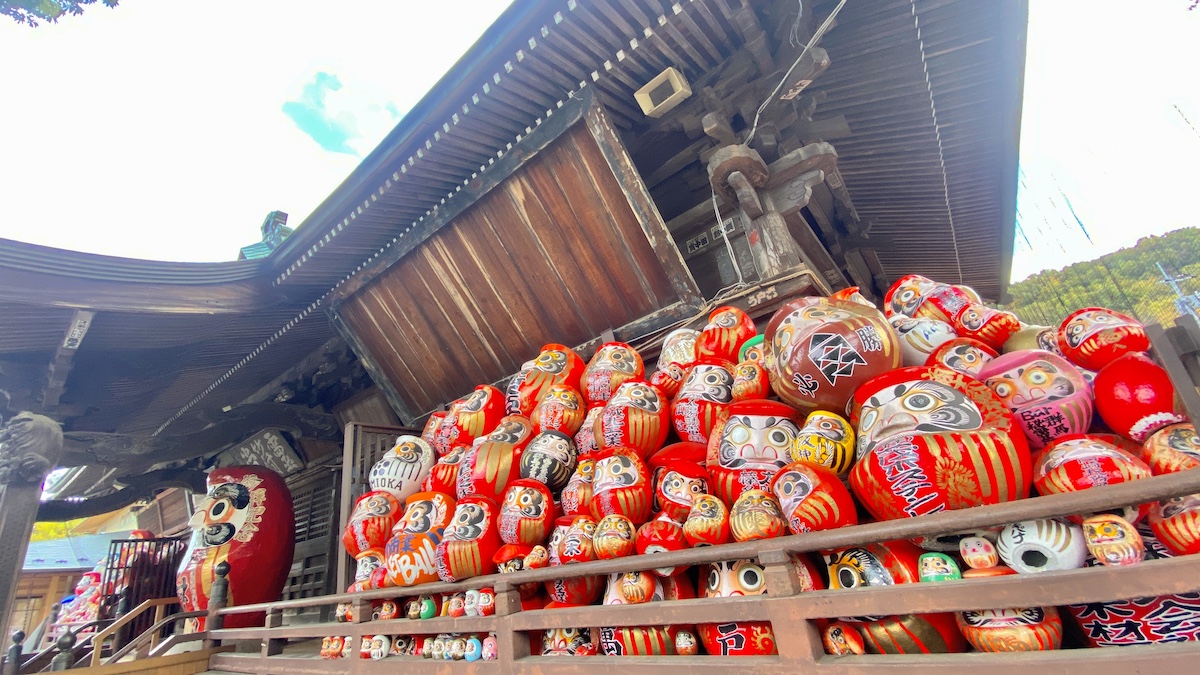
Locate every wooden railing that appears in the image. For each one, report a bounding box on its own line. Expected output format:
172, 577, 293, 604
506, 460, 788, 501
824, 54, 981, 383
87, 598, 180, 667
199, 469, 1200, 674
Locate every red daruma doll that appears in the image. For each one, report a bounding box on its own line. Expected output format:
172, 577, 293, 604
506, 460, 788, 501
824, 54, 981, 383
589, 447, 654, 525
672, 358, 735, 443
595, 380, 670, 459
517, 344, 585, 416
435, 495, 502, 582
177, 466, 295, 629
582, 342, 645, 407
849, 366, 1031, 522
696, 306, 757, 362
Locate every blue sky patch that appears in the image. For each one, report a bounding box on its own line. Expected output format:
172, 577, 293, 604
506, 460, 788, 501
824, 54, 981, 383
282, 72, 357, 155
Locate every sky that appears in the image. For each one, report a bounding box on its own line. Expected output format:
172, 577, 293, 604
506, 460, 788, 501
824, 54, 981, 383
0, 0, 514, 262
1011, 1, 1200, 281
0, 1, 1198, 279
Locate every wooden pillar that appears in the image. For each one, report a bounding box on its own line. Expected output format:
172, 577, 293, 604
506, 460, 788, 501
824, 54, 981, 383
260, 608, 285, 657
493, 581, 529, 674
0, 413, 64, 644
758, 549, 823, 665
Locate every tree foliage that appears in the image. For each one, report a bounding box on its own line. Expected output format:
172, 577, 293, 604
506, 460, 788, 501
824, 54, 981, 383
1003, 228, 1200, 329
2, 0, 118, 27
30, 519, 84, 542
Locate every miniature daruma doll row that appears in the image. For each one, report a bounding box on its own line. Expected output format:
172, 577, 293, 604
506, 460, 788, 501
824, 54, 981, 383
338, 276, 1196, 656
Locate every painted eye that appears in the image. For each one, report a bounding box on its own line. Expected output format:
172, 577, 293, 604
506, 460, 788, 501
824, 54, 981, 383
899, 289, 916, 302
707, 567, 721, 591
991, 381, 1012, 398
860, 409, 878, 432
836, 566, 860, 589
1070, 324, 1084, 335
779, 477, 796, 496
737, 564, 764, 592
729, 425, 751, 444
1027, 370, 1048, 385
689, 482, 704, 494
904, 393, 936, 411
769, 429, 790, 445
519, 492, 533, 506
703, 371, 724, 385
207, 498, 232, 522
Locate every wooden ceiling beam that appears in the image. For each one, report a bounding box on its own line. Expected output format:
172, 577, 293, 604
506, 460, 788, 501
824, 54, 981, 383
41, 309, 93, 409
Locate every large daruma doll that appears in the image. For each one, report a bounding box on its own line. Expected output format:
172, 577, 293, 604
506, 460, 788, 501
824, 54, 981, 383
177, 466, 295, 629
764, 296, 900, 414
849, 365, 1032, 521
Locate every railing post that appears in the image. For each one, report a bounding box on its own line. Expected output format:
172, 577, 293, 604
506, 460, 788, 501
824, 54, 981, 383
493, 581, 528, 675
759, 549, 823, 665
113, 588, 131, 651
48, 631, 75, 671
2, 630, 24, 675
260, 608, 285, 658
204, 562, 230, 650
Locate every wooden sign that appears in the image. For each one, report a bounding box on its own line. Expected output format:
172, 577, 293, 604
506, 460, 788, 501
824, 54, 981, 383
216, 429, 305, 476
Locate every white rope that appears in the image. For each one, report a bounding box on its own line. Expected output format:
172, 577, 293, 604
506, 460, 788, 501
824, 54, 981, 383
909, 0, 965, 284
745, 0, 848, 146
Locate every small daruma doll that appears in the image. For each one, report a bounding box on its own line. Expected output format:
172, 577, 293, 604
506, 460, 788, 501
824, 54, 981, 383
764, 295, 900, 414
498, 479, 557, 546
342, 490, 403, 558
695, 306, 757, 362
1057, 307, 1149, 372
1033, 435, 1153, 523
890, 315, 957, 368
789, 410, 856, 479
655, 461, 710, 523
729, 490, 785, 542
546, 515, 604, 605
434, 494, 502, 582
589, 447, 653, 525
954, 304, 1020, 350
593, 514, 636, 559
683, 494, 731, 547
672, 358, 735, 443
1082, 514, 1144, 567
731, 360, 771, 402
849, 365, 1032, 521
651, 328, 699, 399
1141, 423, 1200, 475
596, 380, 671, 459
770, 461, 858, 534
517, 344, 586, 416
531, 384, 586, 436
823, 541, 965, 654
979, 350, 1094, 451
464, 415, 534, 500
582, 341, 645, 407
706, 399, 801, 506
927, 337, 998, 378
1093, 352, 1185, 442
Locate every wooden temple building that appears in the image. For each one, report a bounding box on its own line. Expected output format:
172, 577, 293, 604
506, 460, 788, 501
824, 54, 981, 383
3, 0, 1198, 672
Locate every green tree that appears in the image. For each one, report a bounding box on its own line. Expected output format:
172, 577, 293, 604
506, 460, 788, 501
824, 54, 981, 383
1003, 228, 1200, 328
2, 0, 118, 27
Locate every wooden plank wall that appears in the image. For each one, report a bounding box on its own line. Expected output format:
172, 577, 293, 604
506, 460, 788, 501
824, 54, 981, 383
335, 122, 682, 417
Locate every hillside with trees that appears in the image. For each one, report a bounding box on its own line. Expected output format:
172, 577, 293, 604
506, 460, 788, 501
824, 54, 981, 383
1003, 228, 1200, 328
